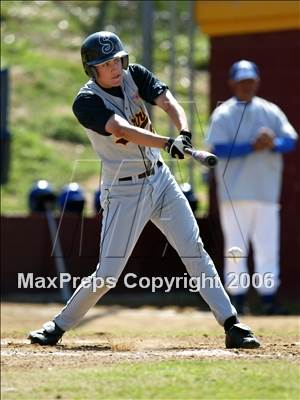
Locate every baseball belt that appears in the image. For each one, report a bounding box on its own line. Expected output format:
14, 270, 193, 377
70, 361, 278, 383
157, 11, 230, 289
119, 160, 163, 182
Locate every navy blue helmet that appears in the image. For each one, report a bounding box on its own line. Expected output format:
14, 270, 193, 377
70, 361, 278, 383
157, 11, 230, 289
29, 180, 56, 212
58, 182, 85, 213
81, 31, 129, 78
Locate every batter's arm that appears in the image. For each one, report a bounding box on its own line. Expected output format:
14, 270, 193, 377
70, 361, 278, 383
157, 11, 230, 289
154, 90, 189, 132
105, 114, 169, 149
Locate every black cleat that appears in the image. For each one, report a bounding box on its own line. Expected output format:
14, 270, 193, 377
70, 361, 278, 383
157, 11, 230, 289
28, 321, 64, 346
225, 323, 260, 349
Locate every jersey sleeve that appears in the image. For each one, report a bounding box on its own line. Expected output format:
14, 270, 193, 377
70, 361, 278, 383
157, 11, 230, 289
206, 106, 254, 158
272, 104, 298, 140
72, 93, 114, 136
206, 108, 230, 145
129, 64, 168, 104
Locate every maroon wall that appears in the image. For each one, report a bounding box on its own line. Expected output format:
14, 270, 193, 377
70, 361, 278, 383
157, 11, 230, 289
0, 215, 220, 299
209, 30, 300, 296
1, 212, 298, 301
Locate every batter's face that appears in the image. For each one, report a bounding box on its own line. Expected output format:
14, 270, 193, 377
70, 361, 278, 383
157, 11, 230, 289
229, 78, 260, 102
95, 58, 123, 88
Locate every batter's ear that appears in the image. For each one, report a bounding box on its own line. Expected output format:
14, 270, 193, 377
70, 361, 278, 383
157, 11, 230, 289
121, 55, 129, 69
90, 66, 98, 81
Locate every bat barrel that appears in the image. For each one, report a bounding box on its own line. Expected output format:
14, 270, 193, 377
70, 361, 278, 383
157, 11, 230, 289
203, 153, 218, 167
184, 147, 218, 168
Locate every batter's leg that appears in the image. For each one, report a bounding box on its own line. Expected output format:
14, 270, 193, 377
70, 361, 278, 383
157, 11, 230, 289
52, 182, 153, 331
151, 173, 236, 326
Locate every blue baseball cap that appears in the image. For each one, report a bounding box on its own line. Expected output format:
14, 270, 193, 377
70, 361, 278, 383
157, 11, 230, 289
229, 60, 259, 82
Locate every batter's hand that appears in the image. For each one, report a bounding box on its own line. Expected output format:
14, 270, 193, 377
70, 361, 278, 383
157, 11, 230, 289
180, 129, 192, 140
165, 135, 193, 159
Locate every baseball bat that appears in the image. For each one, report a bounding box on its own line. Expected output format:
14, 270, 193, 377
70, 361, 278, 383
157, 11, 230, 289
45, 202, 72, 303
184, 147, 218, 168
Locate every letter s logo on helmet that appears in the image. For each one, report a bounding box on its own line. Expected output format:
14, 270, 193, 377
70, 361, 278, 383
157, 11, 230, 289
81, 31, 129, 78
99, 35, 114, 54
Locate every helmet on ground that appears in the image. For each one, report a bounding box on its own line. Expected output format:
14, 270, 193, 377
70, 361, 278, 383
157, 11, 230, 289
180, 183, 198, 213
81, 31, 129, 78
29, 180, 56, 212
94, 188, 102, 214
58, 182, 85, 214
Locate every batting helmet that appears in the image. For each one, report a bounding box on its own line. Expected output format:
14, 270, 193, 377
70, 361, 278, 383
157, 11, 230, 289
29, 180, 56, 212
94, 188, 102, 214
58, 182, 85, 214
180, 183, 198, 213
81, 31, 129, 78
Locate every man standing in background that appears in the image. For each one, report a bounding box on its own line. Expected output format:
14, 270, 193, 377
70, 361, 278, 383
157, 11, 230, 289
206, 60, 298, 314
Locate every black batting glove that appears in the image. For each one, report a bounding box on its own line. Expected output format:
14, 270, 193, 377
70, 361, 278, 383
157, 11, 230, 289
180, 130, 192, 140
164, 135, 193, 159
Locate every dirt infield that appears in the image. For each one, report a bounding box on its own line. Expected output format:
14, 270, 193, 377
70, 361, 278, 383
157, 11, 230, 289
1, 303, 299, 370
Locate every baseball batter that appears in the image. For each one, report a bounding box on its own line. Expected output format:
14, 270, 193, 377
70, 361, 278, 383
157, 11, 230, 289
28, 32, 260, 349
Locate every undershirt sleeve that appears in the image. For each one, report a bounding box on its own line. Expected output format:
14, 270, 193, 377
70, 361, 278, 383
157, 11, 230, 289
129, 64, 168, 104
72, 93, 114, 135
72, 65, 169, 135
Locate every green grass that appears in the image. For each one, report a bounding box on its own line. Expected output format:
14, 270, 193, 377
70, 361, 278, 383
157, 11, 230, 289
1, 1, 210, 215
2, 359, 299, 400
2, 304, 300, 400
1, 127, 99, 214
